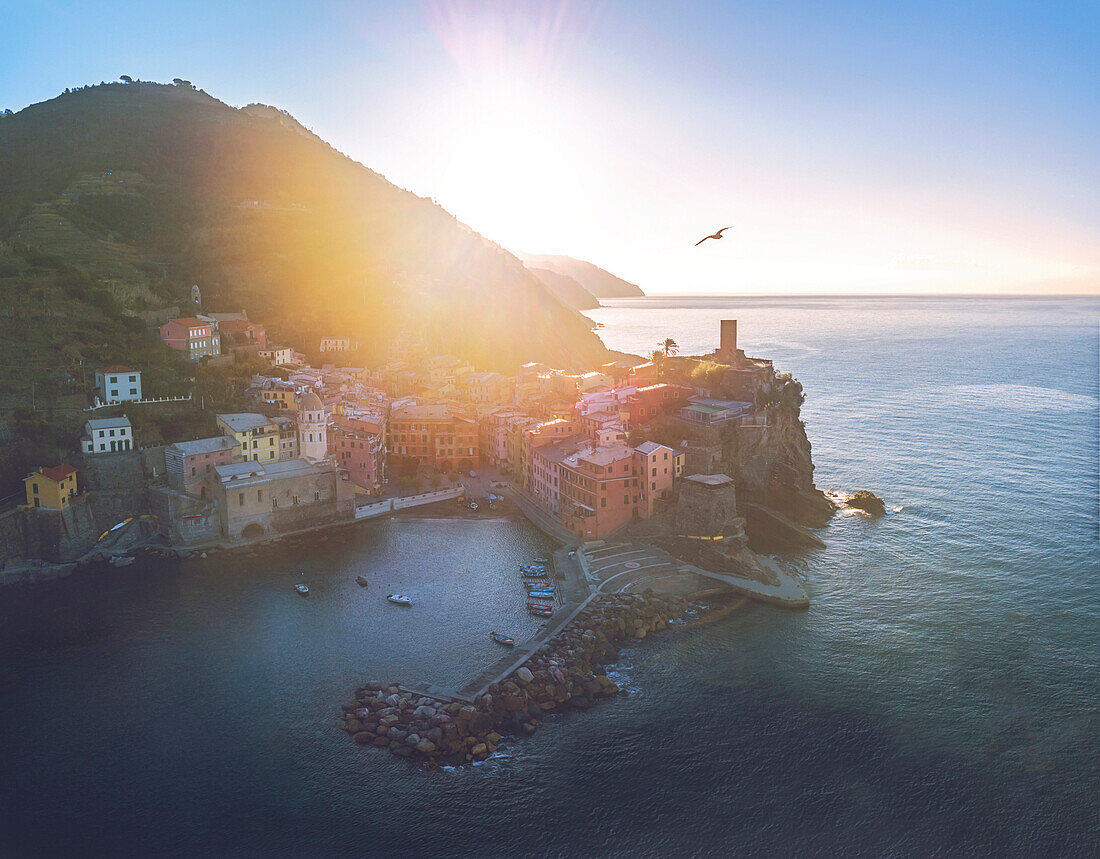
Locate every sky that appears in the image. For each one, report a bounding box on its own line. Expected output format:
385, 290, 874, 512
2, 0, 1098, 294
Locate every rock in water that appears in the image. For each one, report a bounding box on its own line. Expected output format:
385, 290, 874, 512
847, 490, 886, 516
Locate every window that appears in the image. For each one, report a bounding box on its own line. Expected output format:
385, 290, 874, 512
601, 497, 607, 507
110, 390, 119, 398
314, 491, 320, 501
32, 484, 39, 494
292, 495, 299, 505
109, 429, 116, 437
272, 498, 279, 508
257, 490, 263, 502
191, 467, 196, 476
238, 492, 245, 506
623, 495, 629, 504
129, 375, 136, 382
129, 388, 137, 396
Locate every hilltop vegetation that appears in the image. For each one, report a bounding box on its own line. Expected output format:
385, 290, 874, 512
0, 81, 612, 415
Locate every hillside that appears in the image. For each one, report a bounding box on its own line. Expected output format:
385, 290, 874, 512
525, 266, 599, 310
517, 253, 644, 298
0, 82, 611, 389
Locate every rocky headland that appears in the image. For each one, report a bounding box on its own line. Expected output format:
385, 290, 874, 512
340, 592, 690, 764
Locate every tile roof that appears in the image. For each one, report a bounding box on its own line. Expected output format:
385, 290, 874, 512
38, 464, 77, 482
86, 417, 131, 430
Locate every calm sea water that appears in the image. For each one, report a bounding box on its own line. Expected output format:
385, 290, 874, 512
2, 295, 1098, 856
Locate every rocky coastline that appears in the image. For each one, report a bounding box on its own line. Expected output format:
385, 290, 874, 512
340, 592, 691, 764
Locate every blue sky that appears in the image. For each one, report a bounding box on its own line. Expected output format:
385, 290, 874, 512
2, 0, 1097, 293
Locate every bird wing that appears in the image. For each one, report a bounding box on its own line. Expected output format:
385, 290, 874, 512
717, 226, 733, 235
694, 236, 710, 246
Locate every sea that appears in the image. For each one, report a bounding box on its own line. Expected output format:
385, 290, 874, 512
1, 295, 1098, 857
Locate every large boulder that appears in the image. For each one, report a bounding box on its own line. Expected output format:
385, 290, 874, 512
514, 666, 534, 685
847, 490, 886, 516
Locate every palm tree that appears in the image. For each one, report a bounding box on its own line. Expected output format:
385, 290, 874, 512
660, 338, 679, 357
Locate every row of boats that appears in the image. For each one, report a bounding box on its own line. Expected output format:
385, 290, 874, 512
521, 558, 555, 617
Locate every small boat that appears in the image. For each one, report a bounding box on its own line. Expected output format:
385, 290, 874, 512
528, 606, 553, 617
295, 584, 309, 595
387, 594, 412, 606
527, 593, 555, 601
490, 632, 516, 647
355, 575, 369, 587
468, 502, 479, 511
526, 601, 554, 611
526, 586, 555, 595
524, 580, 554, 589
109, 555, 135, 567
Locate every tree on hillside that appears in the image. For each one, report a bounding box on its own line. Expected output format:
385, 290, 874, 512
661, 337, 678, 357
119, 75, 133, 83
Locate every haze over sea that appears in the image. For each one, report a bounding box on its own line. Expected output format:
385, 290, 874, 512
2, 295, 1098, 856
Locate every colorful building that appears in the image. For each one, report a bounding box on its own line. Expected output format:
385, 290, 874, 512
216, 413, 280, 463
388, 403, 479, 473
165, 437, 237, 497
633, 441, 677, 519
559, 443, 639, 539
334, 416, 385, 494
258, 346, 295, 366
218, 317, 268, 348
624, 384, 694, 427
159, 317, 220, 360
297, 391, 328, 462
24, 465, 78, 510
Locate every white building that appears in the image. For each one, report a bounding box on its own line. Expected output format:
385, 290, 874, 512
258, 346, 295, 366
95, 365, 142, 403
81, 416, 134, 455
297, 391, 328, 462
319, 337, 352, 353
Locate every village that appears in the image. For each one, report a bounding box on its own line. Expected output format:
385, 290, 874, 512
7, 301, 794, 579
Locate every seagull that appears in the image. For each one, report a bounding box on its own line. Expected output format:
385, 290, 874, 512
695, 226, 734, 246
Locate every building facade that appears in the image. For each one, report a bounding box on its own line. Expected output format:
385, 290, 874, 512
24, 465, 79, 509
81, 417, 134, 454
158, 317, 220, 360
216, 413, 280, 463
211, 458, 350, 541
559, 444, 638, 539
164, 436, 237, 497
388, 403, 479, 473
95, 365, 142, 403
297, 391, 328, 462
633, 441, 677, 519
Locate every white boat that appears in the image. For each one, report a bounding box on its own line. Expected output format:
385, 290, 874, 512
294, 584, 309, 595
386, 594, 413, 606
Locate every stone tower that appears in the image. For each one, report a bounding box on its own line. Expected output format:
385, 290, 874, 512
190, 284, 202, 309
297, 390, 328, 462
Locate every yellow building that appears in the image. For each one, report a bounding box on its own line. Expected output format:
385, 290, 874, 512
24, 465, 79, 510
216, 413, 281, 463
259, 387, 299, 412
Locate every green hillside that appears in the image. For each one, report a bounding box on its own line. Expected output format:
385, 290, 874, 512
0, 81, 611, 403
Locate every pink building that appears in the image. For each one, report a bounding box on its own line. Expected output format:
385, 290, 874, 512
334, 414, 385, 493
159, 317, 220, 360
559, 444, 639, 539
633, 441, 677, 519
165, 436, 237, 497
529, 436, 586, 515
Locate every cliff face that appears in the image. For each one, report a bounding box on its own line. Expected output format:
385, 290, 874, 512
721, 409, 834, 527
516, 253, 644, 298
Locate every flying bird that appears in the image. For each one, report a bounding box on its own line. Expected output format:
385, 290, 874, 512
695, 226, 733, 246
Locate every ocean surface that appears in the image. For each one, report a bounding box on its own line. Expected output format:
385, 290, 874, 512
2, 295, 1098, 856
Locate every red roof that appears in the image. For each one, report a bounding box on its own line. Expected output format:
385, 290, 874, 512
38, 464, 77, 483
220, 319, 260, 331
167, 317, 210, 327
100, 364, 133, 373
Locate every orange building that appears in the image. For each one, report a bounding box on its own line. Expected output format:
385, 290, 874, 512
388, 403, 479, 473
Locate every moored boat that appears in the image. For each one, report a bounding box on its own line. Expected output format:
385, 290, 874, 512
386, 594, 412, 606
490, 632, 516, 647
294, 584, 309, 595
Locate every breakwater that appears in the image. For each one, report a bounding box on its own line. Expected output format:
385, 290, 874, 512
340, 591, 689, 763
